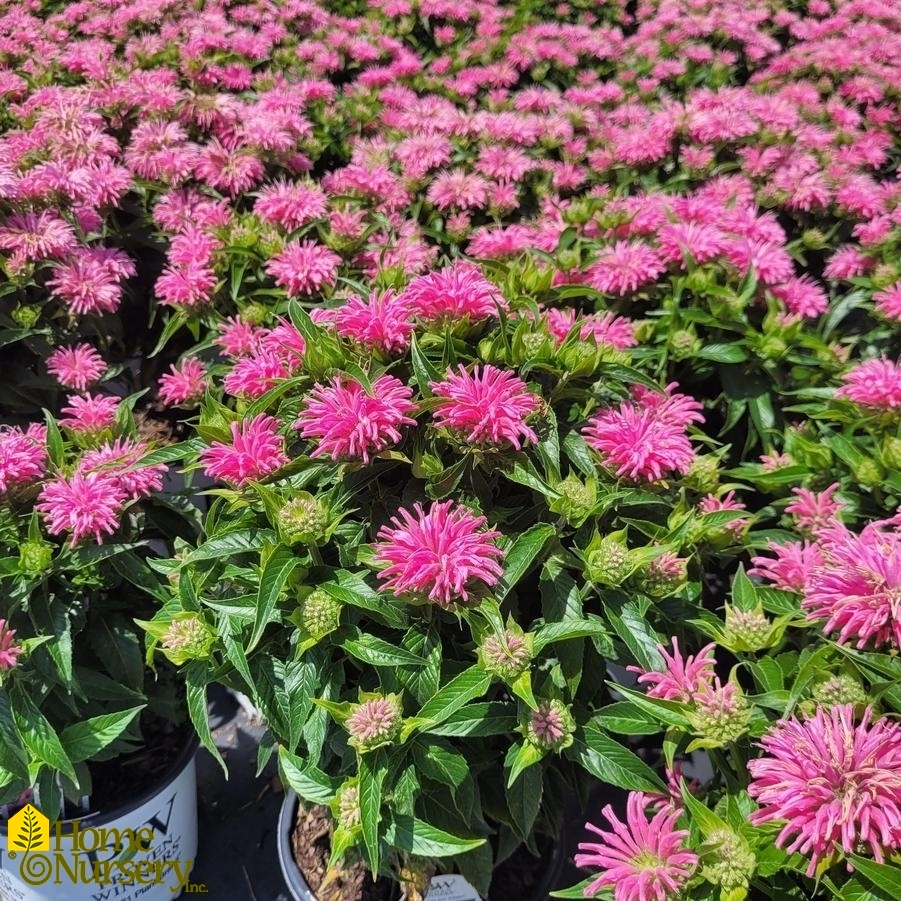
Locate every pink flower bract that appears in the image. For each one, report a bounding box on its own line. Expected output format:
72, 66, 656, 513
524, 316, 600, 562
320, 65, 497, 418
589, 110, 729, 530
575, 791, 698, 901
46, 344, 106, 392
36, 471, 125, 545
295, 375, 416, 463
374, 500, 505, 605
430, 364, 540, 450
0, 619, 23, 671
748, 706, 901, 875
200, 414, 288, 487
400, 261, 506, 323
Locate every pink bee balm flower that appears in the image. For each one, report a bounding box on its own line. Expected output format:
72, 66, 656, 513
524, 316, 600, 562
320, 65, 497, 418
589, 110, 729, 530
748, 706, 901, 875
628, 638, 717, 703
698, 491, 749, 538
583, 385, 703, 483
79, 439, 167, 502
575, 791, 699, 901
345, 695, 403, 751
200, 414, 289, 487
0, 425, 47, 493
295, 375, 416, 463
333, 290, 414, 355
430, 365, 540, 450
836, 358, 901, 409
374, 500, 505, 605
214, 316, 259, 358
785, 482, 844, 535
801, 519, 901, 649
0, 619, 23, 671
749, 540, 824, 593
36, 471, 125, 545
158, 357, 209, 406
46, 344, 106, 392
266, 239, 340, 297
59, 393, 120, 433
586, 241, 666, 296
400, 261, 507, 323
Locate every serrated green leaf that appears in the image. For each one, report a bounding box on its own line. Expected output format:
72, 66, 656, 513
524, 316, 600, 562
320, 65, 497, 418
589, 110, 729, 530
850, 856, 901, 900
572, 725, 665, 792
498, 523, 556, 600
417, 667, 492, 730
385, 815, 485, 857
278, 748, 339, 804
359, 751, 387, 875
248, 545, 298, 652
60, 707, 145, 764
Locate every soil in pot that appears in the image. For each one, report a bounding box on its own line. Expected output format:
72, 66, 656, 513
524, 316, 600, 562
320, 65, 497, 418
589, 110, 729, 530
292, 804, 398, 901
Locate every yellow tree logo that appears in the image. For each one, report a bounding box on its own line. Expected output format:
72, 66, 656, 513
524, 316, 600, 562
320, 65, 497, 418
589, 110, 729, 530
7, 804, 49, 853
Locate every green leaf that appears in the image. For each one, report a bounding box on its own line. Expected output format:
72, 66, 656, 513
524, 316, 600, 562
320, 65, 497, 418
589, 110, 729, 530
416, 667, 492, 730
60, 707, 145, 764
731, 565, 757, 612
340, 631, 425, 667
413, 741, 468, 789
185, 662, 226, 775
423, 702, 517, 738
850, 856, 901, 900
498, 524, 556, 600
698, 344, 748, 363
358, 751, 387, 875
184, 529, 277, 564
278, 748, 339, 805
384, 815, 485, 857
10, 684, 76, 783
43, 408, 65, 467
603, 600, 664, 672
595, 701, 663, 736
506, 763, 542, 841
571, 725, 665, 792
533, 617, 609, 652
679, 780, 729, 836
550, 878, 599, 899
505, 741, 545, 788
410, 333, 442, 395
88, 617, 144, 689
248, 544, 299, 652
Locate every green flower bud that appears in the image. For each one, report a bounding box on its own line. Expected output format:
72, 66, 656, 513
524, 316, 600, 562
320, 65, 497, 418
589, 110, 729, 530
723, 604, 774, 651
811, 673, 867, 710
279, 494, 330, 545
525, 700, 575, 752
585, 538, 633, 586
701, 828, 756, 890
298, 587, 343, 639
556, 249, 581, 271
881, 437, 901, 470
19, 541, 53, 574
239, 302, 270, 327
336, 782, 361, 830
852, 458, 883, 488
670, 329, 701, 359
686, 684, 751, 747
801, 228, 828, 250
687, 455, 720, 494
479, 627, 533, 683
642, 552, 687, 597
758, 335, 787, 360
160, 614, 216, 665
520, 332, 551, 358
12, 305, 41, 328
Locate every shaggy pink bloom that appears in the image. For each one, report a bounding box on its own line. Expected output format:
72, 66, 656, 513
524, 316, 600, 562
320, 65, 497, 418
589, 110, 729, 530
255, 179, 327, 231
215, 316, 259, 358
333, 290, 414, 354
586, 241, 666, 296
266, 240, 340, 296
0, 619, 23, 671
770, 277, 829, 319
200, 414, 288, 487
583, 386, 702, 482
785, 483, 844, 535
79, 439, 167, 501
0, 211, 77, 267
823, 246, 872, 282
748, 706, 901, 875
158, 358, 209, 406
836, 359, 901, 409
874, 283, 901, 322
47, 247, 136, 316
575, 792, 698, 901
430, 365, 540, 450
223, 351, 291, 399
46, 344, 106, 392
698, 491, 749, 537
0, 425, 47, 493
545, 309, 636, 349
426, 169, 489, 210
374, 500, 505, 605
656, 221, 727, 265
400, 262, 507, 323
36, 471, 124, 545
750, 540, 824, 593
802, 519, 901, 649
628, 638, 716, 703
295, 375, 416, 463
59, 393, 120, 433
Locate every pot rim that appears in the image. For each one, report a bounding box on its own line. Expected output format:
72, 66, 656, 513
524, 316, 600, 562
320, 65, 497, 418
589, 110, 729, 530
0, 728, 199, 833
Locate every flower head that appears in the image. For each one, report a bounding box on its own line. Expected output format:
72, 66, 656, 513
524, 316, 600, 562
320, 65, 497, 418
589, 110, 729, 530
0, 619, 23, 671
526, 700, 576, 751
295, 375, 416, 463
266, 239, 340, 296
479, 627, 533, 682
629, 638, 717, 703
836, 359, 901, 409
0, 424, 47, 493
430, 365, 540, 450
78, 439, 167, 502
199, 414, 288, 487
785, 483, 844, 535
59, 393, 120, 434
374, 500, 505, 605
345, 695, 403, 752
748, 706, 901, 875
35, 471, 125, 545
575, 792, 698, 901
400, 261, 506, 323
158, 357, 209, 406
333, 290, 414, 354
46, 344, 106, 392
